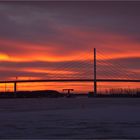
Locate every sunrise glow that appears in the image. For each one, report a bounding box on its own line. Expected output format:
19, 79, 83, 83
0, 1, 139, 93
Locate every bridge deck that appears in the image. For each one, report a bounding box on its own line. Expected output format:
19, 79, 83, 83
0, 79, 140, 83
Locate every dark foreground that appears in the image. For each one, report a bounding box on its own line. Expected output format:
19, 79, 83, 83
0, 97, 140, 139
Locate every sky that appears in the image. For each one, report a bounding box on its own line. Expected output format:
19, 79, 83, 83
0, 1, 140, 92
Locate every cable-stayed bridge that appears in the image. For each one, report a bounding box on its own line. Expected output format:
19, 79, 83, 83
0, 48, 140, 95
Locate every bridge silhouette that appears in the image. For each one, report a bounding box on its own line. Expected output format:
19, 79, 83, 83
0, 48, 140, 95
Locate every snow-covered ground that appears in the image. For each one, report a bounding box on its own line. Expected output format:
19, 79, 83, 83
0, 97, 140, 139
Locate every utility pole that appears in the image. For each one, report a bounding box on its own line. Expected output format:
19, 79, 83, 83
94, 48, 97, 96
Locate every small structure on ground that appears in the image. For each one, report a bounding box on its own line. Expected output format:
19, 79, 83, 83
63, 89, 74, 97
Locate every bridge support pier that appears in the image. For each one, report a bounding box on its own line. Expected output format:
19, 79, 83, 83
14, 82, 17, 97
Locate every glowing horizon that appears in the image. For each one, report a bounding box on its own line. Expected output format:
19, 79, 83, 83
0, 1, 140, 92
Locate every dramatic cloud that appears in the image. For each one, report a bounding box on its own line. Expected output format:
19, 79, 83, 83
0, 1, 139, 91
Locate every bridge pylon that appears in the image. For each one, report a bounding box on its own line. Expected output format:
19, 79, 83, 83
94, 48, 97, 96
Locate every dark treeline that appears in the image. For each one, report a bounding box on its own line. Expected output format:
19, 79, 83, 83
0, 90, 64, 98
104, 88, 140, 95
89, 88, 140, 97
0, 88, 140, 98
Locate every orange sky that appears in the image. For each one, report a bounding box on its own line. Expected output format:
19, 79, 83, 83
0, 1, 139, 93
